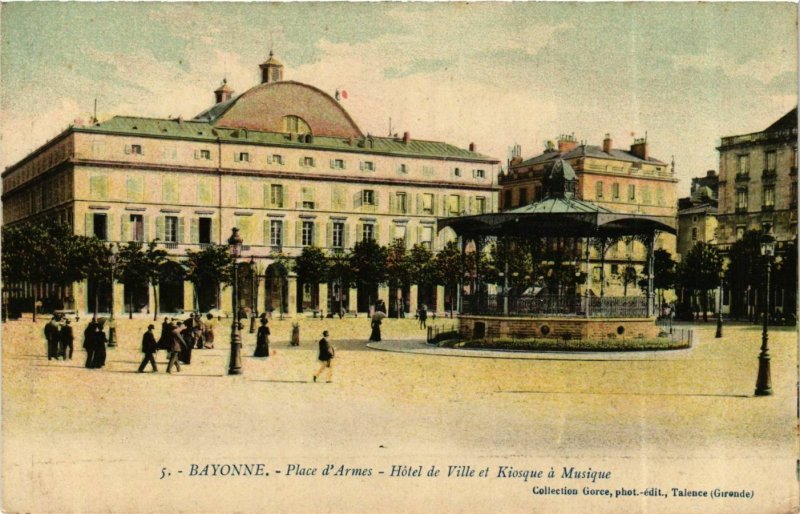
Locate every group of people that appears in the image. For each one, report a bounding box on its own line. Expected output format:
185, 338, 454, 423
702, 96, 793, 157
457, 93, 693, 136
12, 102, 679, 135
137, 313, 217, 373
44, 314, 74, 361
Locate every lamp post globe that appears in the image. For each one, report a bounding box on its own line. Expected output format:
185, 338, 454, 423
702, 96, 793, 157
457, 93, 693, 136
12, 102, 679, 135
107, 243, 118, 347
228, 228, 243, 376
755, 230, 775, 396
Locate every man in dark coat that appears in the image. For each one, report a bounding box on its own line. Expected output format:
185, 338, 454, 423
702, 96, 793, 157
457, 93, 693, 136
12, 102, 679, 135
84, 318, 98, 368
59, 319, 74, 360
91, 321, 108, 368
45, 315, 60, 360
167, 322, 186, 373
158, 317, 171, 351
137, 324, 158, 373
313, 330, 334, 383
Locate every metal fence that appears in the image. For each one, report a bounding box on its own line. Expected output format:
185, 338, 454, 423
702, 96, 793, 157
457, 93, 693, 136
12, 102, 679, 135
462, 294, 649, 318
426, 324, 459, 344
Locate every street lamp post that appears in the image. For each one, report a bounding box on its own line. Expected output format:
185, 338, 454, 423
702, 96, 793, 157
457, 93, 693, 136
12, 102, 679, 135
249, 256, 257, 334
755, 231, 775, 396
108, 243, 118, 347
715, 269, 724, 338
228, 228, 243, 376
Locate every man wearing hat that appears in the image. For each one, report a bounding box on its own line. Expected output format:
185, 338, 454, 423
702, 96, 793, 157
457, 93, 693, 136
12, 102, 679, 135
137, 324, 158, 373
59, 318, 74, 360
313, 330, 335, 383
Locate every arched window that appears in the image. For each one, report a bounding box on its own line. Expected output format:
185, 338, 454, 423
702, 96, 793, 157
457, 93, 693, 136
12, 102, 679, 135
282, 115, 311, 136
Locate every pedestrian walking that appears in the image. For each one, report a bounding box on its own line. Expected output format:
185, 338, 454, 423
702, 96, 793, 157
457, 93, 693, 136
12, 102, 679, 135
203, 313, 215, 349
59, 319, 74, 360
91, 320, 108, 369
369, 317, 382, 342
158, 317, 171, 351
84, 318, 98, 368
313, 330, 335, 383
253, 318, 271, 357
418, 304, 428, 329
193, 313, 205, 349
167, 322, 186, 373
45, 315, 61, 360
179, 322, 193, 364
137, 324, 159, 373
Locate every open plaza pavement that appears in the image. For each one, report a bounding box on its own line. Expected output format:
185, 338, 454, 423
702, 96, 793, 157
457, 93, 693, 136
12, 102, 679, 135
2, 315, 798, 513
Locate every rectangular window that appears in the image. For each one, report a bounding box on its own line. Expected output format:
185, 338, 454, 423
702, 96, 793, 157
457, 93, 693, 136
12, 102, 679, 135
130, 144, 142, 155
126, 177, 144, 202
197, 180, 213, 204
612, 183, 620, 199
270, 184, 284, 208
332, 158, 345, 169
738, 154, 750, 175
628, 184, 636, 201
595, 181, 604, 199
474, 169, 485, 179
398, 163, 408, 174
691, 227, 697, 241
763, 185, 775, 208
362, 190, 375, 206
453, 167, 462, 177
332, 222, 344, 248
270, 220, 283, 247
361, 161, 375, 172
90, 175, 108, 200
448, 194, 460, 215
301, 221, 314, 247
303, 156, 315, 167
162, 178, 178, 203
736, 188, 748, 210
93, 214, 107, 240
270, 154, 284, 165
422, 193, 434, 214
422, 166, 435, 177
235, 152, 250, 163
362, 223, 375, 242
610, 264, 619, 275
642, 186, 651, 204
198, 149, 211, 160
656, 188, 665, 206
130, 214, 144, 242
395, 192, 407, 214
237, 181, 251, 206
765, 150, 777, 172
164, 216, 179, 243
475, 197, 487, 214
199, 217, 212, 244
518, 188, 527, 206
302, 187, 315, 209
503, 190, 512, 209
736, 226, 745, 240
420, 226, 434, 250
393, 224, 407, 243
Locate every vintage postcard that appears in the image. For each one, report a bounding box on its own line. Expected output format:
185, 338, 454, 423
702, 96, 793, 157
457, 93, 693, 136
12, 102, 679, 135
1, 2, 798, 513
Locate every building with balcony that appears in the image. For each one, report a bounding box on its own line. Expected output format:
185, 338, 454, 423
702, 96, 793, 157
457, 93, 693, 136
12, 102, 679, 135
499, 134, 678, 296
676, 169, 719, 260
2, 53, 500, 317
716, 107, 797, 249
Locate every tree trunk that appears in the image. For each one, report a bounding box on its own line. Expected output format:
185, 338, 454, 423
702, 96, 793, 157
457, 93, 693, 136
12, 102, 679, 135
33, 287, 38, 322
152, 283, 159, 322
701, 290, 708, 322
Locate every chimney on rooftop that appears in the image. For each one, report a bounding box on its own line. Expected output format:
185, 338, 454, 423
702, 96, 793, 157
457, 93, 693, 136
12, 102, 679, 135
403, 131, 410, 144
557, 133, 578, 153
602, 133, 613, 154
630, 136, 648, 160
469, 142, 476, 152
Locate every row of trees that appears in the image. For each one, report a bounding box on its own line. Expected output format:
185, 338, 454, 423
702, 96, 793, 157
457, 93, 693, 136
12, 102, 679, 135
2, 222, 237, 321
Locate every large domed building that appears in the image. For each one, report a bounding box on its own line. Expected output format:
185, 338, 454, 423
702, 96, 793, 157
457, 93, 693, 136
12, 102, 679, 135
2, 53, 499, 317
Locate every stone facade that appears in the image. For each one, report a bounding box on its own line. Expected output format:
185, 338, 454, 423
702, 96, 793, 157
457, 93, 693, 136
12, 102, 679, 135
716, 108, 797, 251
2, 55, 499, 317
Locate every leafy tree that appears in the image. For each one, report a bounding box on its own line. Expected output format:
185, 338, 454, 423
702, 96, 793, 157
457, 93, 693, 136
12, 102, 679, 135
681, 242, 722, 321
117, 242, 149, 319
486, 238, 535, 293
434, 240, 467, 316
622, 264, 638, 297
725, 230, 767, 320
350, 239, 388, 295
406, 244, 436, 288
185, 244, 234, 314
328, 249, 354, 316
294, 246, 330, 310
83, 237, 114, 319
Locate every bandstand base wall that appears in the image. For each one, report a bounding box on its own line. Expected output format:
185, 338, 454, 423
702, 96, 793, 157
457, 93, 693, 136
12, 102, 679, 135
458, 315, 661, 341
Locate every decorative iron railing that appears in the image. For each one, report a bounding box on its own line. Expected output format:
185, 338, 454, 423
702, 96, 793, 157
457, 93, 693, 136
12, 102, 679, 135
462, 294, 649, 318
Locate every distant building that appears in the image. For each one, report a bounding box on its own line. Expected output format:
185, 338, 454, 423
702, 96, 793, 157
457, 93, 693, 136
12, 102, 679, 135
676, 170, 719, 259
499, 134, 678, 296
716, 108, 797, 248
2, 53, 500, 316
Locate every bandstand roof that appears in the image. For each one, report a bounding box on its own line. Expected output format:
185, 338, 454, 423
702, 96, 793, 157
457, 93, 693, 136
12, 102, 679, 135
438, 197, 676, 239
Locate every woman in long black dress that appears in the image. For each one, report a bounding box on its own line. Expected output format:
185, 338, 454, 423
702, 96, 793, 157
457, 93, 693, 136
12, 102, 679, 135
84, 319, 97, 368
91, 322, 108, 368
369, 318, 382, 342
254, 319, 270, 357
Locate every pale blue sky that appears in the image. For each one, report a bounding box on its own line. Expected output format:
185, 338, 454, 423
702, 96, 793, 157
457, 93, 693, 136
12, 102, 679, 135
1, 2, 796, 194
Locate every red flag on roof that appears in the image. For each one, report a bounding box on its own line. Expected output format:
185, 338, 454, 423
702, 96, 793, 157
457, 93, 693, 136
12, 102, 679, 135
341, 90, 348, 99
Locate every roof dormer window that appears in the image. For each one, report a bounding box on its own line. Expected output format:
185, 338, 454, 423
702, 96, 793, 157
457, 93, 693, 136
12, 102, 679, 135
283, 115, 311, 136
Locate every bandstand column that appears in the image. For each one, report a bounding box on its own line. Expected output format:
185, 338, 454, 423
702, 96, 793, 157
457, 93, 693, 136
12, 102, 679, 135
585, 237, 592, 318
646, 233, 656, 317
